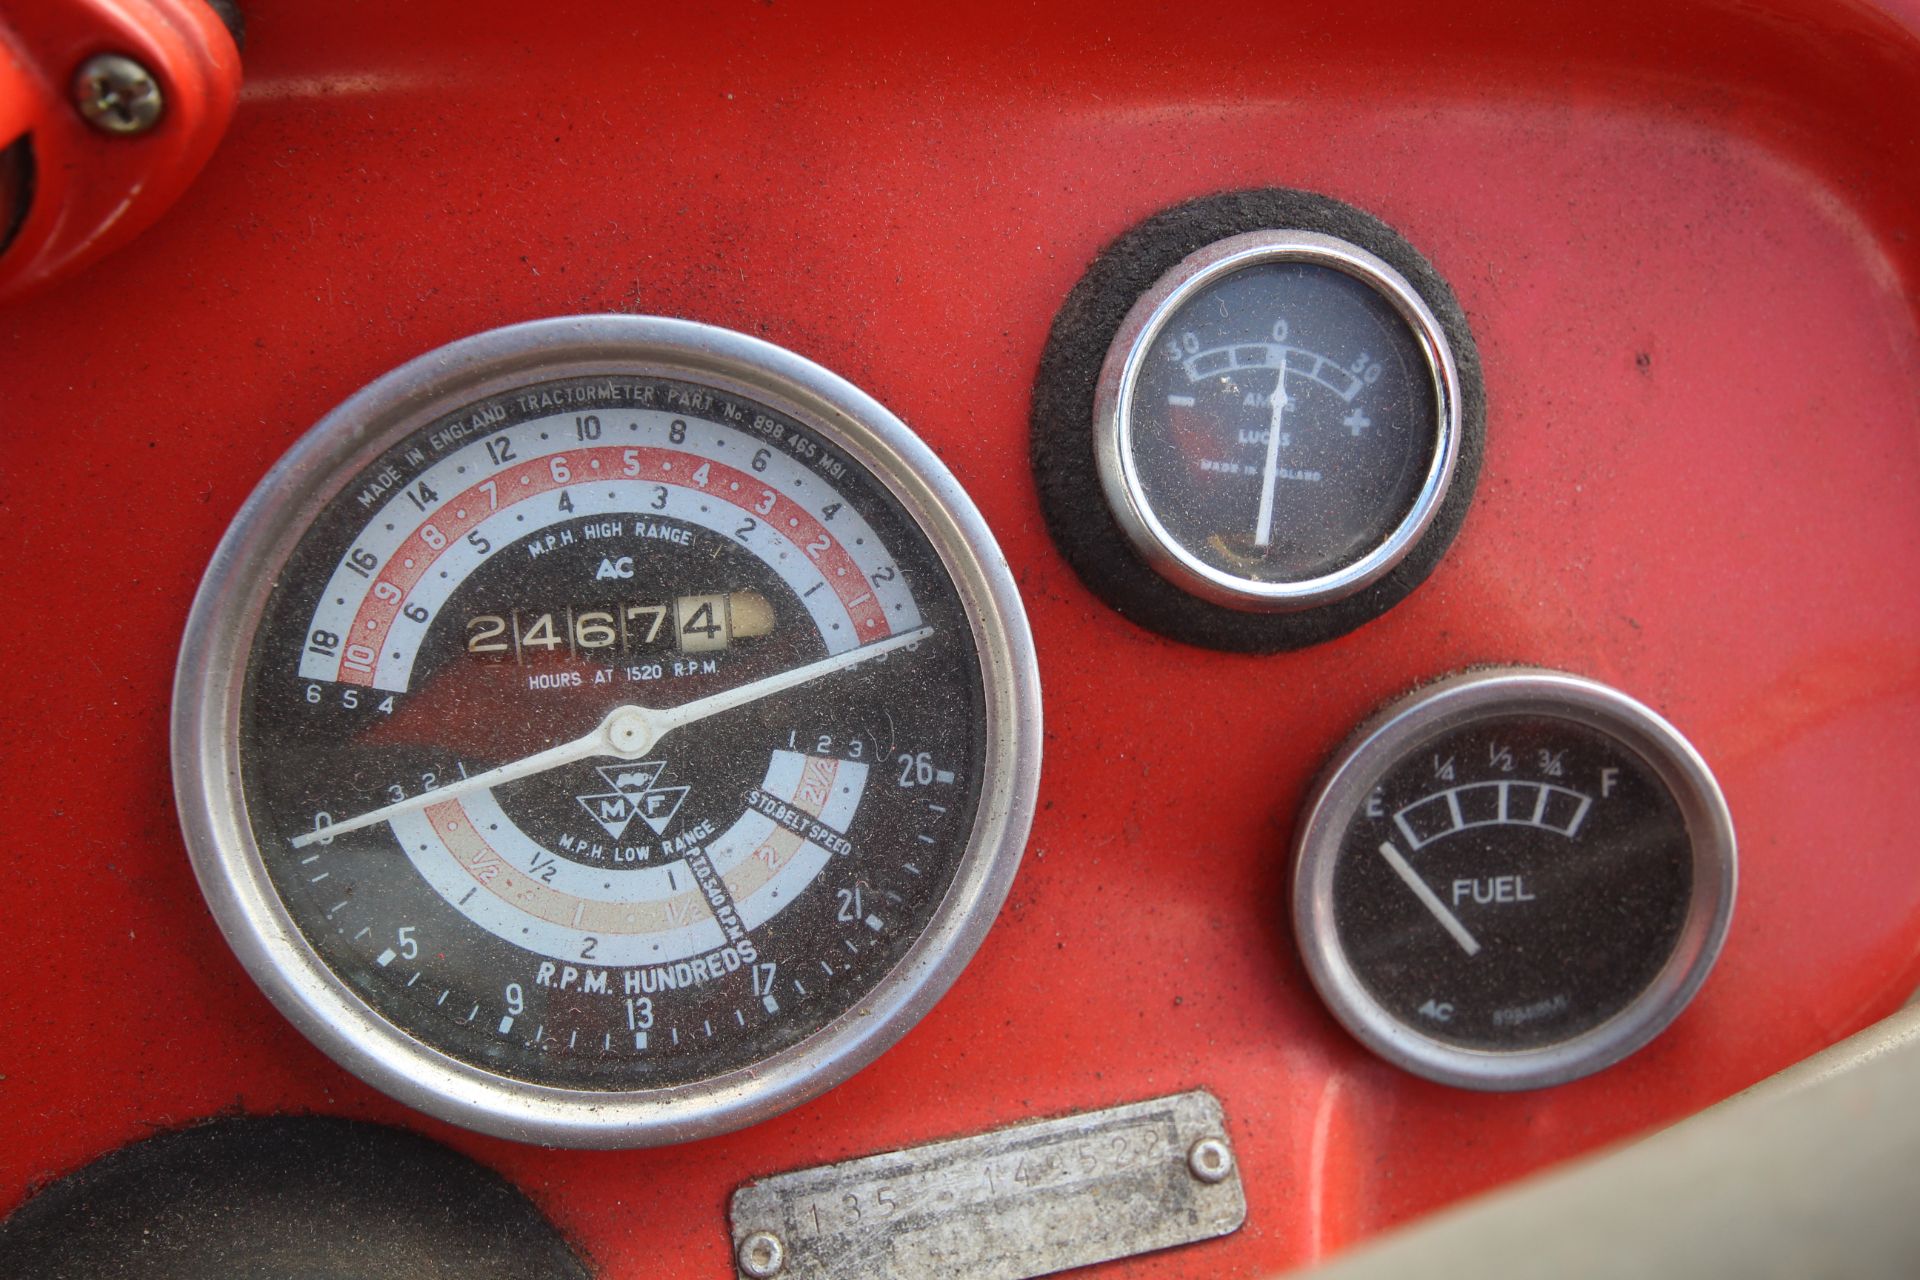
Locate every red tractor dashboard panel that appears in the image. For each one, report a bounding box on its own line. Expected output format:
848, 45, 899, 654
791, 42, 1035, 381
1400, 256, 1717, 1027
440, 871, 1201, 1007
3, 1, 1919, 1276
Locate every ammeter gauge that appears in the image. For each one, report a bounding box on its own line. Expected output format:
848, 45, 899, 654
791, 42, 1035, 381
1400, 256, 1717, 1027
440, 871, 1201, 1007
1096, 230, 1459, 606
1292, 669, 1735, 1090
1032, 189, 1484, 651
174, 316, 1040, 1146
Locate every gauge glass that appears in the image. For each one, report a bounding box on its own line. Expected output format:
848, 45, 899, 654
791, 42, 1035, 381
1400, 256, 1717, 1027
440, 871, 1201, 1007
1095, 230, 1460, 611
175, 317, 1040, 1145
1293, 670, 1735, 1090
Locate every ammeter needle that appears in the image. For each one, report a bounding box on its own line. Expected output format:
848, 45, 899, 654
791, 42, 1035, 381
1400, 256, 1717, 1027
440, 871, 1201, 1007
1253, 361, 1289, 548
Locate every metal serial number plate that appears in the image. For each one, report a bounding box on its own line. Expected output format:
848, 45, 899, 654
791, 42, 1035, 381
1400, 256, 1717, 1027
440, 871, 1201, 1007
728, 1090, 1245, 1280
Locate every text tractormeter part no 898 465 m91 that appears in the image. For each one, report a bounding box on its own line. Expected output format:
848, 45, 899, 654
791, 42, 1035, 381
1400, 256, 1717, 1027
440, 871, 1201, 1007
172, 316, 1041, 1148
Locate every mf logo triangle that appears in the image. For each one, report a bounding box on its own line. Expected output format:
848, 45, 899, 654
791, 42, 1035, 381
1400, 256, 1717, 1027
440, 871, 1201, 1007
574, 761, 687, 840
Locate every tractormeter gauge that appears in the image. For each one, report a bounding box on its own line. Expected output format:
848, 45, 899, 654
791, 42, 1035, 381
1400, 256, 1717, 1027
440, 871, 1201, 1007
1032, 190, 1484, 651
1293, 669, 1735, 1090
1097, 230, 1460, 609
173, 316, 1040, 1147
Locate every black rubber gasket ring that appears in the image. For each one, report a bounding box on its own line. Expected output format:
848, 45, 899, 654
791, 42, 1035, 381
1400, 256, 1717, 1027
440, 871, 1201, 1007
1029, 188, 1485, 652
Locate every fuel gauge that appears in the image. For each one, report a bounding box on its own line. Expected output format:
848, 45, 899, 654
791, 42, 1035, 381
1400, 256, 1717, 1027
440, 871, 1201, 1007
1293, 669, 1736, 1090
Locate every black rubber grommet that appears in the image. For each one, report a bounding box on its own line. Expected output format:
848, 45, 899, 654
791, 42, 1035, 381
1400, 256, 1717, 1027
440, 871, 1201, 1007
1029, 188, 1485, 652
0, 1115, 592, 1280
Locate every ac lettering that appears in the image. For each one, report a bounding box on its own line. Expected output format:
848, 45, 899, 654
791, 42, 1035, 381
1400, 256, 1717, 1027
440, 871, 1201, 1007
595, 556, 635, 580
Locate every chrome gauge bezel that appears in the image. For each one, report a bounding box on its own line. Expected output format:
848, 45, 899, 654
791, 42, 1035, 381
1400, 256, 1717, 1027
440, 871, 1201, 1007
172, 315, 1042, 1147
1092, 229, 1463, 612
1292, 668, 1736, 1091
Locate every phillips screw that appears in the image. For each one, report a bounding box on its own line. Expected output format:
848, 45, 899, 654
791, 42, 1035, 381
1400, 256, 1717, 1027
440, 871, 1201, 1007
73, 53, 165, 136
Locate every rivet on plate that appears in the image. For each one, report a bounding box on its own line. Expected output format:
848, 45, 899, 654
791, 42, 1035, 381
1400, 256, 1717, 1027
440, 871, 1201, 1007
737, 1229, 786, 1278
1187, 1135, 1234, 1184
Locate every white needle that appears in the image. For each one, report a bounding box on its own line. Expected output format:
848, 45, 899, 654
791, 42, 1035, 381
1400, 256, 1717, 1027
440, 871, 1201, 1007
1253, 361, 1289, 548
292, 625, 933, 848
645, 624, 930, 740
1376, 840, 1481, 957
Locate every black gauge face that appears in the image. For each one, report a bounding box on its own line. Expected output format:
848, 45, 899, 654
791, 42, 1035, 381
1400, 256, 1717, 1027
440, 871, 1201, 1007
238, 372, 989, 1092
1044, 197, 1484, 650
1293, 670, 1736, 1090
1332, 716, 1690, 1052
1089, 225, 1465, 623
1127, 260, 1435, 585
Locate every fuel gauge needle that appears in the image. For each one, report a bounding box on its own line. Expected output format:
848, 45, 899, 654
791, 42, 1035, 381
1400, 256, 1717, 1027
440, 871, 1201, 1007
293, 625, 933, 848
1377, 840, 1481, 956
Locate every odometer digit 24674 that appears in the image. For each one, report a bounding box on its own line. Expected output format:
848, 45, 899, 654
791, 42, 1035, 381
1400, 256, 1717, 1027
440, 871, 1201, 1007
174, 317, 1040, 1147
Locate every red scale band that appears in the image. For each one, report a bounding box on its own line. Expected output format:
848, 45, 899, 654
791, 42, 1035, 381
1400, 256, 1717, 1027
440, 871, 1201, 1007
333, 445, 891, 685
